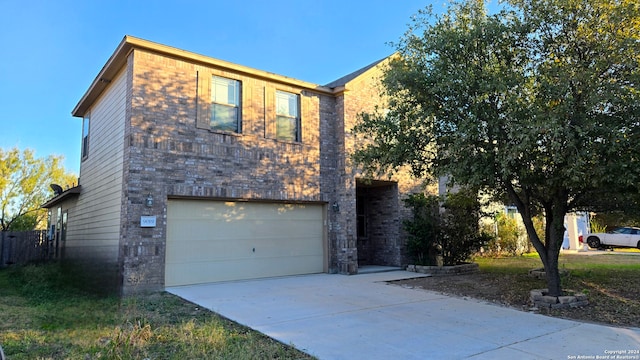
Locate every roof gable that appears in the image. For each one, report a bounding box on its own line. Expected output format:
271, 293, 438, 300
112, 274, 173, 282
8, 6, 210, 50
323, 56, 390, 89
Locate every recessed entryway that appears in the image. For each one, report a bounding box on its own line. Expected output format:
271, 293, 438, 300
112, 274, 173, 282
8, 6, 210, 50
356, 179, 401, 267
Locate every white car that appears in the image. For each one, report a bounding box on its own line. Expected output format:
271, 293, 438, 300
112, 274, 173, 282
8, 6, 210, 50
586, 226, 640, 250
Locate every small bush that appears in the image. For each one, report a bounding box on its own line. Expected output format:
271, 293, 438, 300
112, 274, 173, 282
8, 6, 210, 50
590, 218, 607, 233
496, 213, 521, 255
404, 194, 441, 265
439, 189, 492, 265
481, 212, 541, 257
483, 212, 525, 256
404, 189, 490, 266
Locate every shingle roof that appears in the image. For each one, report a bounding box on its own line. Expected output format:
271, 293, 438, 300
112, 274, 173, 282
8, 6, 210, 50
323, 56, 389, 88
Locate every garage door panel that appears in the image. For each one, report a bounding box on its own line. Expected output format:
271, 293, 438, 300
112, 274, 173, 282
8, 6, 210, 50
166, 244, 323, 265
246, 254, 324, 275
166, 241, 247, 262
166, 259, 242, 286
166, 236, 322, 262
168, 207, 319, 237
166, 231, 322, 261
252, 240, 323, 257
280, 221, 323, 235
166, 254, 324, 285
166, 200, 325, 286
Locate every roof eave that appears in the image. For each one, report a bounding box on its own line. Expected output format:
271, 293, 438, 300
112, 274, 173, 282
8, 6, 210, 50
41, 186, 82, 209
72, 36, 335, 118
72, 36, 133, 117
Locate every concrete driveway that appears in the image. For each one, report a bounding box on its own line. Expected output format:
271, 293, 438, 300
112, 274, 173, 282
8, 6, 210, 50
167, 270, 640, 360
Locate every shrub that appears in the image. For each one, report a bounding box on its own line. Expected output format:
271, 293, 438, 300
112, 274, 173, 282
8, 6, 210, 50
404, 189, 490, 266
590, 218, 607, 233
492, 212, 522, 256
439, 189, 492, 265
403, 194, 441, 266
481, 211, 541, 257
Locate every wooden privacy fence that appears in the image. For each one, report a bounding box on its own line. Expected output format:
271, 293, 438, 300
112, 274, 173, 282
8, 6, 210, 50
0, 230, 51, 267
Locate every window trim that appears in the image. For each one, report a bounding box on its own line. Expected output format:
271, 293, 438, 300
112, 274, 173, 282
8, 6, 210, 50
275, 90, 301, 142
210, 75, 242, 133
81, 113, 90, 160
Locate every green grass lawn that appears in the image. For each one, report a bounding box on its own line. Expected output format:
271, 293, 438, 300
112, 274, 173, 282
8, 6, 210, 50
3, 252, 638, 358
0, 263, 315, 359
396, 250, 639, 327
474, 251, 640, 326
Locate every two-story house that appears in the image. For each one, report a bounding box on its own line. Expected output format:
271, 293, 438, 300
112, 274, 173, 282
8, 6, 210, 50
42, 36, 426, 295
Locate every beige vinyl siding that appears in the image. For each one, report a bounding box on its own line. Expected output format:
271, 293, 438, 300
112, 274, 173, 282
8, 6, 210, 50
64, 67, 126, 263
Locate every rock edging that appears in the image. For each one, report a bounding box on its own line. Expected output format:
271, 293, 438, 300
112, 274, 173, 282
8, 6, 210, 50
406, 262, 479, 276
530, 289, 589, 309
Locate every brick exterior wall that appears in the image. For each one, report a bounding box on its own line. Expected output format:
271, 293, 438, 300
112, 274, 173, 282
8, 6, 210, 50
357, 183, 402, 266
72, 39, 430, 294
337, 66, 425, 271
118, 50, 338, 293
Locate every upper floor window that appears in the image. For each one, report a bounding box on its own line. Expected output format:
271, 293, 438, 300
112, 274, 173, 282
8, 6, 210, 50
276, 90, 300, 142
81, 113, 90, 159
211, 76, 241, 133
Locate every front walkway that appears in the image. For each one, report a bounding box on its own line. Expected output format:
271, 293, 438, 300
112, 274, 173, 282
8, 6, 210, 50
167, 271, 640, 360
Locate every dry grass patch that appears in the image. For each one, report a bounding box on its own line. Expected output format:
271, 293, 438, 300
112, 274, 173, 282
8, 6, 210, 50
0, 263, 315, 359
393, 251, 640, 327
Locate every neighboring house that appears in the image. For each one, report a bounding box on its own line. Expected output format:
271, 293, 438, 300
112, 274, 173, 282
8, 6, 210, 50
483, 204, 590, 253
42, 36, 425, 295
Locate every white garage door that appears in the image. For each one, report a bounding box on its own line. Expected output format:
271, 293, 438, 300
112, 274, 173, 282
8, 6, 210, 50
165, 200, 325, 286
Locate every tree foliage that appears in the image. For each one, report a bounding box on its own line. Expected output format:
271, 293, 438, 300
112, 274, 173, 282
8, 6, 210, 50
353, 0, 640, 296
439, 189, 493, 265
404, 193, 441, 265
495, 213, 522, 256
404, 189, 491, 266
0, 147, 76, 231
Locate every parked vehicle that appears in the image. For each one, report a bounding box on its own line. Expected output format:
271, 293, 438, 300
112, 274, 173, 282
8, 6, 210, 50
586, 226, 640, 250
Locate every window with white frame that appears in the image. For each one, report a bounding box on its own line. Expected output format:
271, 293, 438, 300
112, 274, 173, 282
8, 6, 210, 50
81, 113, 90, 159
275, 90, 300, 142
211, 76, 241, 133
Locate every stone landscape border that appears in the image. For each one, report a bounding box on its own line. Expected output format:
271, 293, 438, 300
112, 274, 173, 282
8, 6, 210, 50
527, 268, 588, 308
530, 289, 589, 309
405, 263, 589, 309
406, 262, 480, 276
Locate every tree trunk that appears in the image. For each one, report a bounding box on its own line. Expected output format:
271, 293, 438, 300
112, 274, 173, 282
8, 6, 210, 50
539, 198, 568, 297
542, 246, 562, 296
507, 185, 567, 297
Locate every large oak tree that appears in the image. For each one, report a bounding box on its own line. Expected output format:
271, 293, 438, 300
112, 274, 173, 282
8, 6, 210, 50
353, 0, 640, 296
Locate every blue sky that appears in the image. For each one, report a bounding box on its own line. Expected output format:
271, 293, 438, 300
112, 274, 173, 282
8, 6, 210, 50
0, 0, 442, 174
